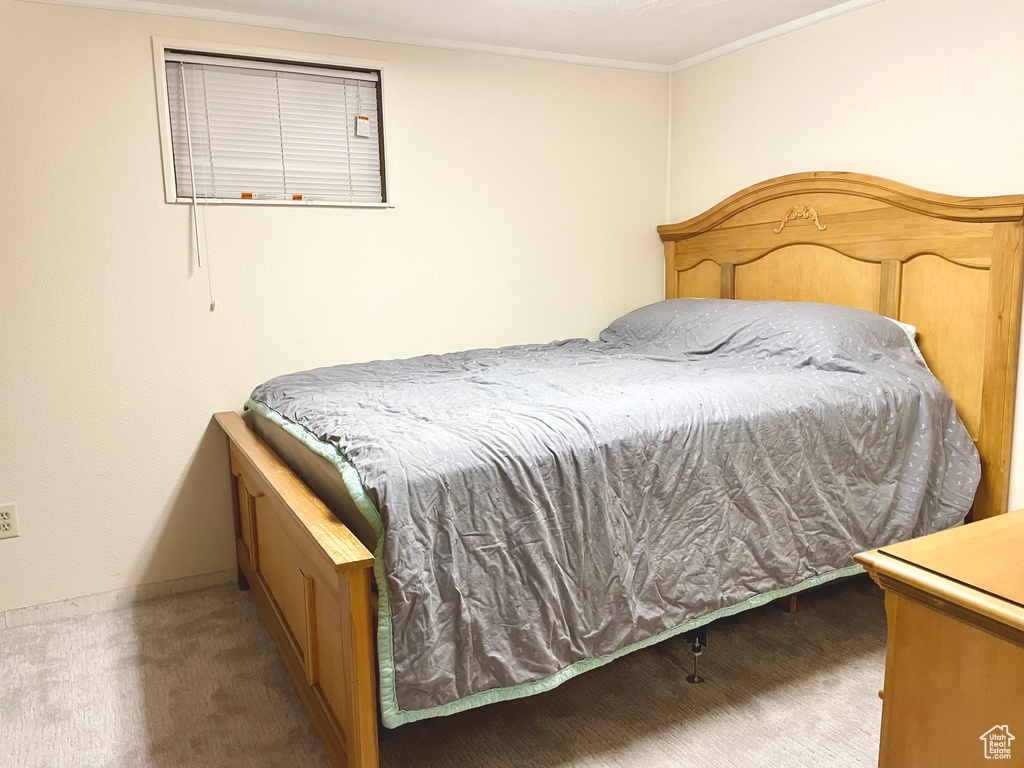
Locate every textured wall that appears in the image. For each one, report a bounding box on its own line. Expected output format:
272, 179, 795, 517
0, 0, 668, 611
668, 0, 1024, 506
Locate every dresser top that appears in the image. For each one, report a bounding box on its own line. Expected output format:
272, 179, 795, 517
877, 510, 1024, 608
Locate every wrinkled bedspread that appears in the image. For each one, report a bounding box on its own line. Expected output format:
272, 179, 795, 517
249, 300, 980, 726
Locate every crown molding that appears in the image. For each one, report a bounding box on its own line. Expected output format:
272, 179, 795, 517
20, 0, 886, 76
670, 0, 885, 72
18, 0, 673, 73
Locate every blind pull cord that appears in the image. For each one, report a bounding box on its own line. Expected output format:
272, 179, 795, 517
179, 63, 217, 312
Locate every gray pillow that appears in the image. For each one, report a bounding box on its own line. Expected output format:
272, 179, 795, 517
599, 298, 918, 369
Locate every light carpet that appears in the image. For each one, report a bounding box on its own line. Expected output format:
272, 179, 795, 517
0, 577, 885, 768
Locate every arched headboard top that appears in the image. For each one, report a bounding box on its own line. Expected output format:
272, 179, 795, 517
659, 172, 1024, 521
658, 171, 1024, 241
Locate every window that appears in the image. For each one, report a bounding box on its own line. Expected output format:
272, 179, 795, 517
161, 48, 386, 205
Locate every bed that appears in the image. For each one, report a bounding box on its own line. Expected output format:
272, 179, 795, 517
214, 172, 1024, 768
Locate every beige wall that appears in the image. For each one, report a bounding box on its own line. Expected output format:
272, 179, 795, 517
668, 0, 1024, 506
0, 0, 668, 611
5, 0, 1020, 613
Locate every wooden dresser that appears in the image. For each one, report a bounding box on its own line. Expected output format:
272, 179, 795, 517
857, 511, 1024, 767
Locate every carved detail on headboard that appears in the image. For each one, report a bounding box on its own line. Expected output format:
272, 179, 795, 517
658, 172, 1024, 521
658, 171, 1024, 242
774, 204, 826, 234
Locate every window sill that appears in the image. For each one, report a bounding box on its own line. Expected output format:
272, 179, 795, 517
169, 198, 393, 208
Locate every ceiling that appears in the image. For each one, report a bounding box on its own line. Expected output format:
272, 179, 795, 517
133, 0, 873, 69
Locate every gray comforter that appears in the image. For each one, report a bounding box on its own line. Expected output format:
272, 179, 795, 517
249, 299, 980, 726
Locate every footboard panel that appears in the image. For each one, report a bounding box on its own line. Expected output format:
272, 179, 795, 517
215, 412, 378, 768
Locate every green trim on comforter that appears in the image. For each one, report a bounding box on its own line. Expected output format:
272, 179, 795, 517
245, 398, 864, 729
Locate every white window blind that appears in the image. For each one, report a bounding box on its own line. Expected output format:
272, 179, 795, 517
164, 51, 384, 204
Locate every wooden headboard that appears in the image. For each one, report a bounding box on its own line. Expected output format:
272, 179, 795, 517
658, 172, 1024, 520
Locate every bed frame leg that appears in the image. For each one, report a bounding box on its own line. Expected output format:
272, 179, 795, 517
778, 595, 798, 613
684, 626, 707, 685
237, 563, 251, 591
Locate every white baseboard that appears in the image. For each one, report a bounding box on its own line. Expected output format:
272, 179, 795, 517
0, 569, 236, 629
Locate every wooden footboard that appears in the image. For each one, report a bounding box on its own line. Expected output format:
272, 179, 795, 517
214, 412, 379, 768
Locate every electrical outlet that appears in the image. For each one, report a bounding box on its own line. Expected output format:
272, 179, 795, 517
0, 503, 19, 540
